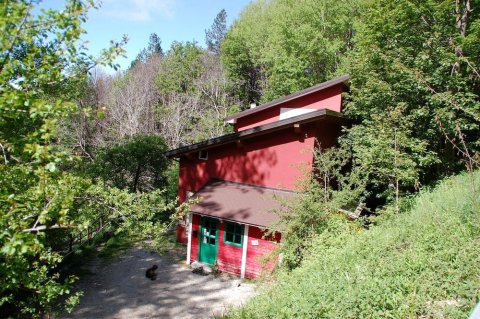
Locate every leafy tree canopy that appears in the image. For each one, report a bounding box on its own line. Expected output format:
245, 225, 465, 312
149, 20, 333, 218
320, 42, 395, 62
156, 41, 204, 93
0, 1, 129, 316
221, 0, 359, 104
91, 135, 169, 193
338, 0, 480, 189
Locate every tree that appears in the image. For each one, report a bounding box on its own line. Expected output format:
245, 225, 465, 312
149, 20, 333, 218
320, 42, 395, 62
108, 55, 161, 141
53, 65, 112, 160
221, 1, 270, 105
92, 135, 169, 193
147, 33, 163, 56
205, 9, 227, 54
221, 0, 359, 105
130, 33, 164, 67
156, 41, 237, 148
157, 41, 204, 94
0, 1, 125, 316
194, 53, 239, 139
339, 0, 480, 187
341, 108, 434, 209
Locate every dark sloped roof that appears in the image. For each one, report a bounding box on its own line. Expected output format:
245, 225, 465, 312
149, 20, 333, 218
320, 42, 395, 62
189, 180, 298, 228
224, 74, 350, 122
166, 108, 347, 158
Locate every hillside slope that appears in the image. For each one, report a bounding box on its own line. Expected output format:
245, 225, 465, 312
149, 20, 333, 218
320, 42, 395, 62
229, 171, 480, 318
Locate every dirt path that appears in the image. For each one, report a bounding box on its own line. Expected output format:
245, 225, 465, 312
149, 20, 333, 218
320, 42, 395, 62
63, 246, 256, 319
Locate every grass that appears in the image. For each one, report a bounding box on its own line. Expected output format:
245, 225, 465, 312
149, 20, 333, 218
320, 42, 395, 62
97, 231, 137, 261
228, 170, 480, 318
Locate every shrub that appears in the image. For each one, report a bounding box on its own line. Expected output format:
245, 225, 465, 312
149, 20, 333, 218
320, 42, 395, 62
228, 170, 480, 318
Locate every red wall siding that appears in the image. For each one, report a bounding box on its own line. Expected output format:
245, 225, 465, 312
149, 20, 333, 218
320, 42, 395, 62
245, 226, 281, 279
189, 214, 201, 264
177, 223, 187, 244
178, 125, 317, 203
235, 84, 343, 132
216, 221, 243, 276
235, 107, 280, 132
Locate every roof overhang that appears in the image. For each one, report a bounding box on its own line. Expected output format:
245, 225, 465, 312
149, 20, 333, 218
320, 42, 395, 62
166, 108, 349, 158
189, 180, 299, 228
224, 74, 350, 122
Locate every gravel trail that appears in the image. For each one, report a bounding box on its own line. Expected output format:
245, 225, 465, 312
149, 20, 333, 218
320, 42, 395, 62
63, 246, 255, 319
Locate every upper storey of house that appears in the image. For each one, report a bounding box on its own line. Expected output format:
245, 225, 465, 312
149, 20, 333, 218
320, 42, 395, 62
166, 74, 351, 160
225, 75, 350, 132
166, 75, 351, 201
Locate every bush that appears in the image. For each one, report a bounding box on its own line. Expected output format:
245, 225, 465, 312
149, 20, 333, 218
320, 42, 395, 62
228, 170, 480, 318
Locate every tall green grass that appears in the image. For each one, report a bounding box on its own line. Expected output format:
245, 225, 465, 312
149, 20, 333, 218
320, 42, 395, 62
229, 171, 480, 318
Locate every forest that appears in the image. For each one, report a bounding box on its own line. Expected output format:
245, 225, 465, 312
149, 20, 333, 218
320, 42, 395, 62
0, 0, 479, 318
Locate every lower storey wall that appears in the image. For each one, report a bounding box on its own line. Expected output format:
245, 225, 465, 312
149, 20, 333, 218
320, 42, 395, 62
185, 213, 281, 278
245, 226, 281, 279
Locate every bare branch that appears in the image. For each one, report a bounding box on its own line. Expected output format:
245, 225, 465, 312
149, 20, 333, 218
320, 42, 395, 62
338, 203, 365, 220
23, 224, 77, 232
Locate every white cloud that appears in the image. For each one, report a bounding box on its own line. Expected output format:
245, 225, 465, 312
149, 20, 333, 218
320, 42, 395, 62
102, 0, 177, 22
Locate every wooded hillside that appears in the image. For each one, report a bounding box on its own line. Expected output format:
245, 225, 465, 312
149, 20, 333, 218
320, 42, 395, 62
0, 0, 479, 317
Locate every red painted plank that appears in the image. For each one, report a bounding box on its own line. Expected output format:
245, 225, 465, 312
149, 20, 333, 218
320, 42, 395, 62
245, 226, 281, 279
216, 221, 243, 275
190, 214, 201, 264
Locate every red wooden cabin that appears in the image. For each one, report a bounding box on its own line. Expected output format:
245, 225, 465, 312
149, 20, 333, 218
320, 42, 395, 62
166, 75, 350, 278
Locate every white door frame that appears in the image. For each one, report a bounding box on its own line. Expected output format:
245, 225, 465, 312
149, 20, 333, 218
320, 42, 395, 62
240, 225, 249, 279
186, 213, 193, 265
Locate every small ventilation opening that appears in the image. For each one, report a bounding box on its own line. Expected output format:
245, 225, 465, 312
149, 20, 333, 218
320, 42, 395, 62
198, 150, 208, 160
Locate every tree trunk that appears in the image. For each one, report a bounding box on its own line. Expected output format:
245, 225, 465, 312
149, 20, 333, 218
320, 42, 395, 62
452, 0, 471, 74
456, 0, 470, 37
394, 129, 399, 214
69, 234, 73, 253
133, 164, 141, 193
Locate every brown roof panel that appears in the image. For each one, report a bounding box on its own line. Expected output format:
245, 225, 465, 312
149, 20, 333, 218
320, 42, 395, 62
189, 180, 299, 228
224, 74, 350, 122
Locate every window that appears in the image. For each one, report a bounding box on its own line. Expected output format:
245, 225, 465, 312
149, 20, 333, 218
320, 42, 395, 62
224, 222, 244, 247
198, 150, 208, 160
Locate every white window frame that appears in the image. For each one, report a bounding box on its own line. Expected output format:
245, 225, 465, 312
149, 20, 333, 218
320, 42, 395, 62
198, 150, 208, 160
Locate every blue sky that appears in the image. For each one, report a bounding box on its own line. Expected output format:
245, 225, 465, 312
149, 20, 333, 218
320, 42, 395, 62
52, 0, 252, 71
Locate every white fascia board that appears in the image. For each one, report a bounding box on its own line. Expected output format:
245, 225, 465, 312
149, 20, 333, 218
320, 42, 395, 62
279, 108, 316, 121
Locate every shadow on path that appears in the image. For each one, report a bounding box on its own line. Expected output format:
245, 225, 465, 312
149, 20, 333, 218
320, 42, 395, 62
62, 246, 255, 319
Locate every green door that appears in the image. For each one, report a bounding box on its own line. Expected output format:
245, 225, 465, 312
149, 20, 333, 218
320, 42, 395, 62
199, 217, 219, 265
